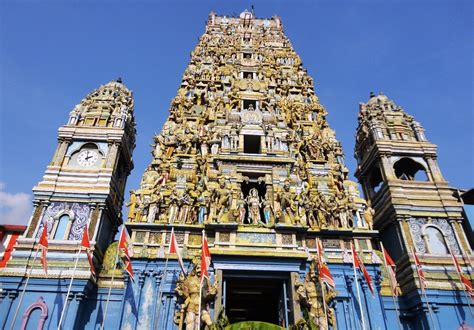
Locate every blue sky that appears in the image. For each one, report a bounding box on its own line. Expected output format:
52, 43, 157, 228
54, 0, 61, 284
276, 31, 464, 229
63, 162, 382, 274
0, 0, 472, 225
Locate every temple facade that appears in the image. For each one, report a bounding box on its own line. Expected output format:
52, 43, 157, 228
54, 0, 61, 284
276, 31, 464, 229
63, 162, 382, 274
0, 10, 472, 330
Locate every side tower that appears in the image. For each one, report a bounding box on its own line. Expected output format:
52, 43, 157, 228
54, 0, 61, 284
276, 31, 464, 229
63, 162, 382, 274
355, 92, 473, 328
0, 79, 136, 328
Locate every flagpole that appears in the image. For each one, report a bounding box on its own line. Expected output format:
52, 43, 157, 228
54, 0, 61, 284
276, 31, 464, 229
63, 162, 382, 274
320, 281, 329, 330
422, 286, 437, 330
413, 248, 437, 330
351, 243, 366, 330
197, 230, 205, 330
380, 243, 403, 330
197, 276, 204, 330
58, 245, 82, 329
101, 229, 122, 330
316, 239, 329, 330
9, 243, 41, 330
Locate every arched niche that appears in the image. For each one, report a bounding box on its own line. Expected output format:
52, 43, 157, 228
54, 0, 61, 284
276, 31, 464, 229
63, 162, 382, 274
20, 296, 48, 330
424, 225, 449, 255
393, 157, 429, 181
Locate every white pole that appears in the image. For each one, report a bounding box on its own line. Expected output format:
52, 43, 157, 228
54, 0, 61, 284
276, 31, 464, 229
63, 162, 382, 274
101, 235, 121, 330
58, 245, 82, 329
422, 288, 437, 330
197, 277, 203, 330
351, 244, 366, 330
9, 244, 41, 330
380, 243, 403, 330
319, 280, 329, 330
196, 230, 205, 330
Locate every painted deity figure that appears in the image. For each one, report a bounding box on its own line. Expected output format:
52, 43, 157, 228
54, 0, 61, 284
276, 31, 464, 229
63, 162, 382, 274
278, 180, 296, 225
237, 192, 246, 224
211, 177, 232, 222
295, 260, 336, 330
168, 188, 180, 223
246, 188, 262, 225
262, 192, 273, 225
363, 201, 375, 229
175, 262, 218, 330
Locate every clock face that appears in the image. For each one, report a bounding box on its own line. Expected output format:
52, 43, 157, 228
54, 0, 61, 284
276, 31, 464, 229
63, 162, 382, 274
77, 149, 99, 167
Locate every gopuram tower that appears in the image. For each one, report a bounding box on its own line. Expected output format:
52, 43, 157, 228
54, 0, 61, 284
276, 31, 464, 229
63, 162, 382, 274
1, 9, 472, 330
124, 10, 385, 330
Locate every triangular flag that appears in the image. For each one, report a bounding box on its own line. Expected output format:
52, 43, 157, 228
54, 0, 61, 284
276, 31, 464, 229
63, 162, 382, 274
381, 243, 400, 296
168, 228, 186, 274
412, 248, 426, 292
119, 228, 134, 280
81, 224, 96, 276
200, 232, 211, 280
38, 220, 49, 275
351, 242, 374, 294
316, 239, 335, 288
451, 252, 474, 301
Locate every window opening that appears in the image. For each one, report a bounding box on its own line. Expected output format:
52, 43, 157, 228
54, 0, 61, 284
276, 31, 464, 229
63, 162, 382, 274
394, 158, 428, 181
243, 100, 257, 111
243, 71, 254, 79
243, 135, 261, 154
369, 166, 383, 194
54, 214, 70, 239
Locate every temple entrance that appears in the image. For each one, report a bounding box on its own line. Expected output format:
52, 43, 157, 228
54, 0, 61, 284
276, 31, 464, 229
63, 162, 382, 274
223, 273, 290, 327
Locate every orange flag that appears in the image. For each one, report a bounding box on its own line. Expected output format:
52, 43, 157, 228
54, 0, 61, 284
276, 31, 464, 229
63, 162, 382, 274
168, 228, 185, 273
351, 242, 374, 294
381, 243, 400, 296
118, 228, 134, 280
200, 233, 211, 280
451, 251, 474, 301
81, 224, 96, 276
316, 239, 335, 288
38, 220, 49, 275
412, 248, 426, 292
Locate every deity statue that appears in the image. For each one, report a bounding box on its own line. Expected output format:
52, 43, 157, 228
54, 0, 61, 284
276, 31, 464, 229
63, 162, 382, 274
126, 191, 137, 221
278, 180, 296, 225
175, 261, 218, 330
146, 191, 162, 223
211, 177, 232, 222
262, 192, 274, 225
295, 260, 337, 330
168, 188, 180, 223
246, 188, 262, 225
237, 192, 247, 224
363, 201, 375, 229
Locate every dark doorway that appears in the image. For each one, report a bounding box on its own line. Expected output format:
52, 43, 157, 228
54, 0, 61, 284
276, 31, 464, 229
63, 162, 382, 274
243, 135, 261, 154
225, 277, 284, 325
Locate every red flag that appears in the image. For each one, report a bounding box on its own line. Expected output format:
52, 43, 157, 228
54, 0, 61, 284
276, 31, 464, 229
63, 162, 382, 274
412, 248, 426, 292
81, 225, 96, 276
381, 243, 399, 296
38, 221, 49, 275
168, 228, 186, 274
316, 239, 335, 288
200, 233, 211, 280
451, 252, 474, 301
351, 242, 374, 294
119, 228, 134, 280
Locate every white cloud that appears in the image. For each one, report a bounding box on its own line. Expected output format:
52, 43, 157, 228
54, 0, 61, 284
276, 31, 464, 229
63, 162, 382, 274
0, 182, 31, 225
